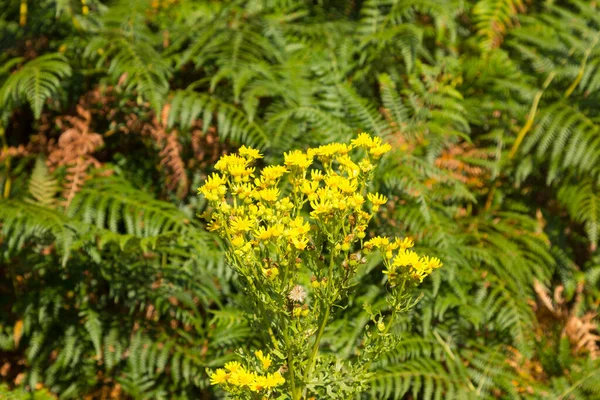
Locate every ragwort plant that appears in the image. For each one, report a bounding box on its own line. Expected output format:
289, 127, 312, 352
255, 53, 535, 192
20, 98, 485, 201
200, 133, 442, 399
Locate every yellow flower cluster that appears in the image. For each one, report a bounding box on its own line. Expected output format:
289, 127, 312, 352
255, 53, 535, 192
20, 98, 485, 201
209, 357, 285, 394
364, 236, 442, 284
198, 133, 394, 271
351, 132, 392, 158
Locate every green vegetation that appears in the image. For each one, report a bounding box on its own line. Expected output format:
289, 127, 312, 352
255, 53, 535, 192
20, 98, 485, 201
0, 0, 599, 398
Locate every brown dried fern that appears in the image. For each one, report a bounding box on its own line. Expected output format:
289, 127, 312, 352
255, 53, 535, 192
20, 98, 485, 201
534, 279, 600, 359
48, 105, 103, 207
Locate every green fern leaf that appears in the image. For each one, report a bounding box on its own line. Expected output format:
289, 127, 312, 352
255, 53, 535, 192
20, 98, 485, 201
0, 54, 71, 118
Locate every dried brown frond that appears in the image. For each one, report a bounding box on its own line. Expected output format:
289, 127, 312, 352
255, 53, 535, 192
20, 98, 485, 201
505, 346, 547, 384
0, 145, 28, 162
435, 142, 494, 189
565, 313, 600, 359
533, 279, 558, 316
534, 280, 600, 359
160, 132, 188, 197
48, 105, 104, 207
191, 125, 227, 168
140, 105, 189, 198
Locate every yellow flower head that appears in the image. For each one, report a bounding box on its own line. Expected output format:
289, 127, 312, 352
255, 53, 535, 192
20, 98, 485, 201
231, 235, 245, 248
337, 155, 360, 177
370, 143, 392, 158
311, 142, 351, 158
338, 178, 358, 194
311, 169, 324, 181
254, 350, 272, 370
263, 371, 285, 388
364, 236, 390, 250
238, 145, 263, 160
230, 216, 254, 234
284, 150, 313, 169
261, 165, 288, 183
422, 255, 443, 270
256, 187, 280, 202
215, 154, 245, 172
250, 375, 268, 392
367, 192, 387, 206
210, 368, 229, 385
351, 132, 376, 148
201, 173, 226, 191
225, 361, 243, 373
394, 237, 414, 250
289, 217, 311, 235
199, 173, 228, 201
230, 369, 254, 387
392, 249, 420, 268
291, 236, 309, 250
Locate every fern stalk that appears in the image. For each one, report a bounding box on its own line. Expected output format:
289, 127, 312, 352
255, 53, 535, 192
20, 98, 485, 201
0, 124, 11, 199
509, 71, 556, 158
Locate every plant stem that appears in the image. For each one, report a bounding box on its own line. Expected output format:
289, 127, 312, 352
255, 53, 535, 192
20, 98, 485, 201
301, 304, 330, 398
282, 324, 298, 398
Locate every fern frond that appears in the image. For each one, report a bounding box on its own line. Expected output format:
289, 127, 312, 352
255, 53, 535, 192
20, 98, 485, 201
473, 0, 525, 52
167, 90, 269, 148
558, 182, 600, 246
0, 54, 71, 118
27, 158, 59, 208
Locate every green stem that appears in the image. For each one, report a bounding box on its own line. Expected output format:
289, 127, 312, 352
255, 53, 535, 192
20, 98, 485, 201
283, 324, 298, 399
301, 305, 330, 398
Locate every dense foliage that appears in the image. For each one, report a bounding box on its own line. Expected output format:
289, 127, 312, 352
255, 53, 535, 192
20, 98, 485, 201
0, 0, 599, 399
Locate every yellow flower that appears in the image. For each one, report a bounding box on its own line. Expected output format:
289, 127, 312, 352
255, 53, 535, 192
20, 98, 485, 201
325, 174, 342, 189
311, 169, 324, 181
422, 255, 443, 270
370, 143, 392, 158
336, 155, 360, 176
230, 216, 254, 234
284, 150, 313, 169
394, 237, 414, 250
311, 143, 351, 158
289, 217, 310, 235
254, 226, 272, 240
231, 235, 245, 248
255, 350, 272, 369
238, 145, 263, 160
392, 249, 420, 268
259, 187, 280, 202
225, 361, 242, 373
199, 173, 227, 201
338, 178, 358, 194
231, 369, 254, 387
365, 236, 390, 250
264, 371, 285, 388
215, 154, 245, 172
348, 193, 365, 209
207, 218, 221, 232
310, 200, 333, 218
250, 375, 268, 392
351, 132, 375, 148
231, 183, 254, 199
301, 180, 320, 196
210, 368, 229, 385
228, 164, 254, 181
260, 165, 288, 183
367, 192, 387, 206
358, 158, 374, 173
291, 236, 309, 250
